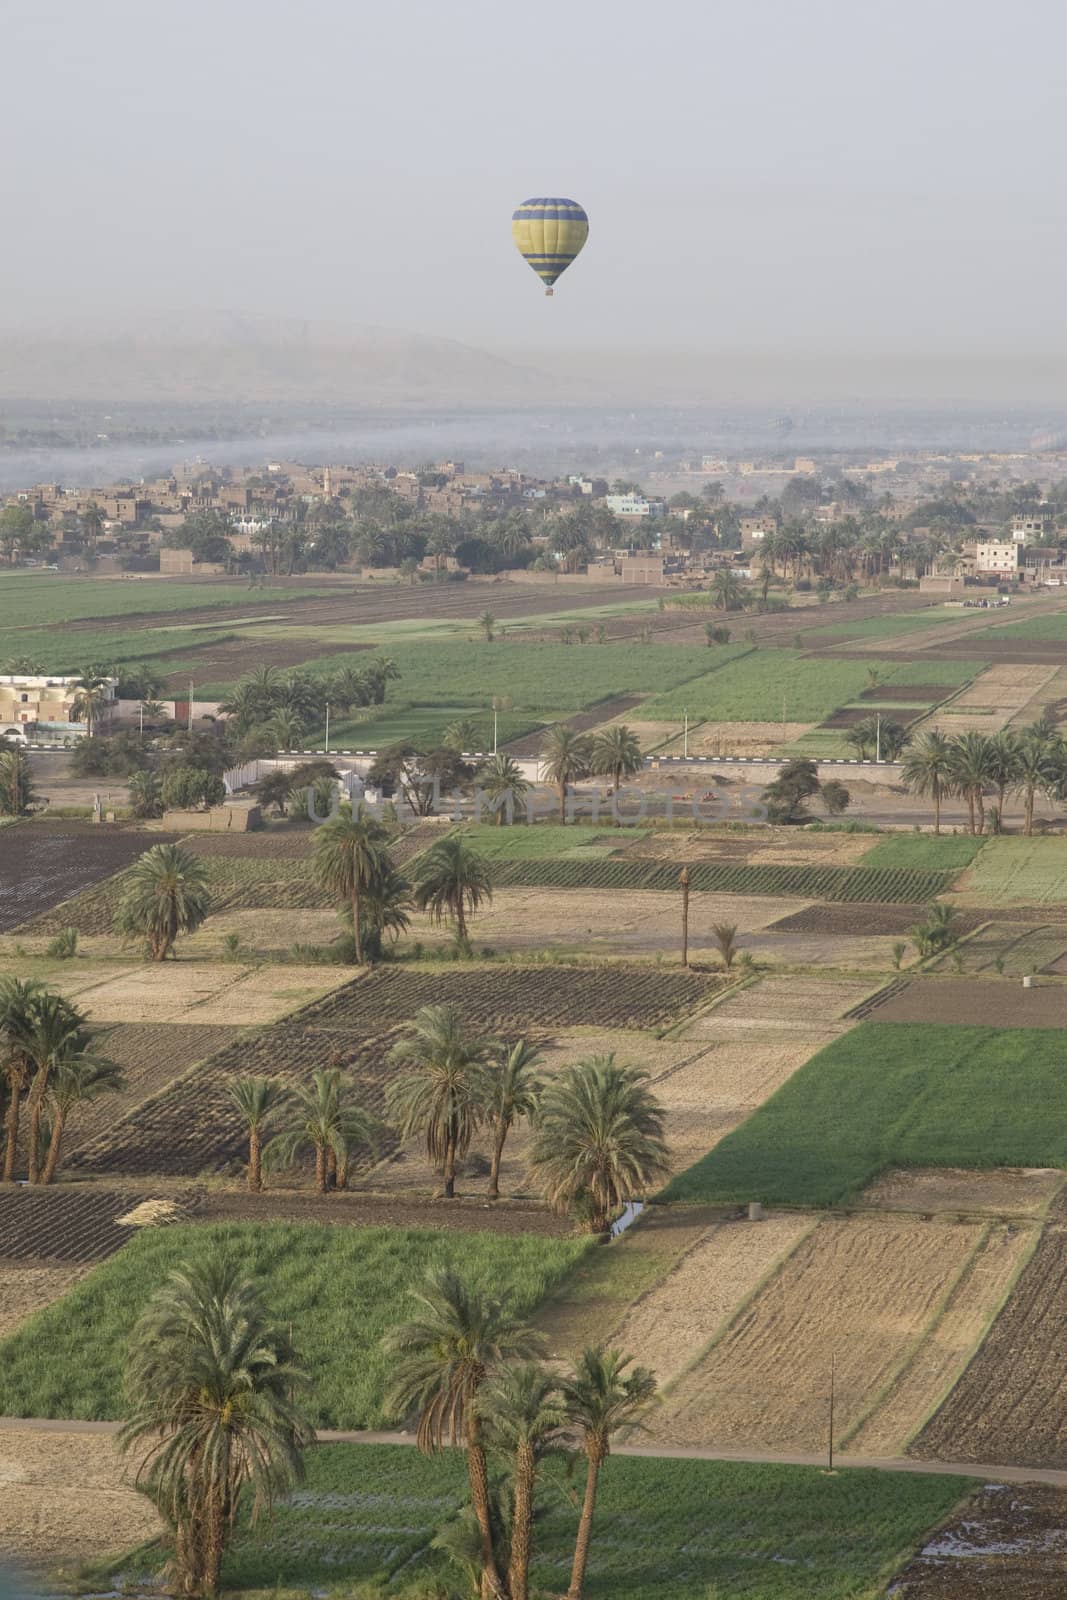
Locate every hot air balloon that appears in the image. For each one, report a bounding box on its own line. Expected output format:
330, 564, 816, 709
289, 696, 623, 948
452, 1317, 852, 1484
511, 197, 589, 296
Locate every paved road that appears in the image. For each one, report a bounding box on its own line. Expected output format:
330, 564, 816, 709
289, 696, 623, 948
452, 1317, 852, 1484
1, 1414, 1063, 1487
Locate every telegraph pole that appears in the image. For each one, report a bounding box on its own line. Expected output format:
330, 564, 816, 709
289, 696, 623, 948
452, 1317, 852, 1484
679, 865, 690, 968
325, 701, 331, 754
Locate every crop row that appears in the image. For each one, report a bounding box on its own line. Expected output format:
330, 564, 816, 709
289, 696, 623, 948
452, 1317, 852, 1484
485, 858, 953, 905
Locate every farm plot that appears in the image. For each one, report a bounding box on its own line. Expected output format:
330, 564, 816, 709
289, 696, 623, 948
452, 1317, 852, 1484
0, 1426, 160, 1566
865, 976, 1067, 1028
68, 1022, 241, 1153
0, 822, 176, 934
180, 828, 314, 858
912, 1219, 1067, 1467
912, 663, 1058, 739
865, 1166, 1064, 1218
33, 960, 352, 1025
187, 1446, 971, 1600
0, 1265, 89, 1340
654, 719, 816, 758
0, 1186, 164, 1264
71, 1025, 402, 1178
891, 1482, 1067, 1600
485, 855, 953, 903
0, 1222, 590, 1428
665, 1022, 1067, 1207
928, 923, 1067, 976
957, 836, 1067, 905
647, 1216, 986, 1453
301, 963, 718, 1031
768, 901, 941, 935
620, 827, 877, 868
860, 835, 987, 871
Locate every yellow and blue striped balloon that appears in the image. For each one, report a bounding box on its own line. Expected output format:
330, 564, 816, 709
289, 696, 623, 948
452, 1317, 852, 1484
511, 197, 589, 295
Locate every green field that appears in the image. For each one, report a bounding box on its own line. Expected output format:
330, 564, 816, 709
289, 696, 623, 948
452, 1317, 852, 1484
456, 823, 649, 857
665, 1022, 1067, 1206
639, 652, 978, 724
162, 1444, 970, 1599
485, 856, 953, 904
960, 836, 1067, 904
0, 575, 330, 630
0, 622, 240, 673
328, 704, 549, 750
859, 834, 987, 871
963, 610, 1067, 644
805, 609, 967, 642
0, 1224, 588, 1428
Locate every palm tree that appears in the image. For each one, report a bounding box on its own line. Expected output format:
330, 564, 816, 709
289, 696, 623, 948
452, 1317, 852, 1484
948, 731, 996, 835
478, 611, 496, 643
269, 707, 305, 753
528, 1056, 671, 1234
71, 665, 111, 737
227, 1076, 287, 1192
901, 731, 955, 835
350, 856, 412, 960
709, 568, 743, 611
541, 725, 593, 824
444, 716, 483, 753
265, 1068, 376, 1192
590, 725, 643, 795
40, 1050, 124, 1184
118, 1254, 313, 1597
412, 835, 492, 944
22, 992, 90, 1185
478, 754, 530, 826
0, 977, 46, 1181
312, 808, 390, 965
383, 1270, 542, 1600
483, 1039, 543, 1201
117, 844, 212, 960
985, 730, 1021, 826
560, 1347, 658, 1600
711, 923, 739, 969
477, 1362, 565, 1600
0, 749, 38, 817
1013, 732, 1062, 837
127, 769, 164, 819
364, 655, 400, 705
386, 1005, 490, 1198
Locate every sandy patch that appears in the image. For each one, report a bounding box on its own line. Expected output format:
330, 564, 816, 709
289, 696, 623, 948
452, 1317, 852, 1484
848, 1222, 1037, 1455
657, 721, 816, 758
0, 1265, 88, 1341
865, 1167, 1066, 1218
610, 1214, 813, 1389
182, 908, 342, 955
647, 1215, 986, 1451
0, 1427, 159, 1565
64, 961, 352, 1024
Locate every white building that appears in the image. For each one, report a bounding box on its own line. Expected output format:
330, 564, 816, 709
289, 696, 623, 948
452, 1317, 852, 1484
605, 494, 666, 519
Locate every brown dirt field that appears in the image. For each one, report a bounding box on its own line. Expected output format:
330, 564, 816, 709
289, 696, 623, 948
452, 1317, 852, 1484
767, 901, 934, 935
179, 827, 314, 857
847, 1222, 1037, 1456
44, 960, 352, 1025
865, 1167, 1065, 1218
437, 886, 811, 954
862, 976, 1067, 1029
0, 1427, 160, 1567
68, 1022, 240, 1154
0, 1264, 89, 1340
647, 1216, 985, 1452
0, 821, 176, 934
656, 720, 815, 758
682, 972, 883, 1034
181, 907, 340, 956
891, 1483, 1067, 1599
0, 1185, 169, 1263
912, 1222, 1067, 1467
194, 1188, 575, 1236
607, 1213, 813, 1389
912, 665, 1059, 739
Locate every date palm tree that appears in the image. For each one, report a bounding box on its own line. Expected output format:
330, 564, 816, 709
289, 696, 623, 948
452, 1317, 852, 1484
900, 730, 955, 835
590, 725, 643, 795
227, 1076, 288, 1192
117, 843, 212, 961
349, 856, 412, 961
269, 707, 305, 753
948, 731, 996, 835
71, 665, 111, 738
265, 1068, 376, 1193
478, 753, 529, 825
528, 1056, 671, 1234
383, 1270, 542, 1600
386, 1005, 490, 1198
1013, 731, 1063, 837
482, 1039, 543, 1201
985, 730, 1021, 827
540, 725, 593, 824
477, 1362, 566, 1600
0, 977, 46, 1181
41, 1051, 124, 1184
23, 992, 90, 1185
444, 716, 483, 753
312, 807, 390, 965
412, 835, 492, 944
478, 610, 496, 643
709, 568, 743, 611
119, 1254, 313, 1597
127, 769, 164, 819
560, 1347, 658, 1600
711, 922, 739, 970
0, 748, 39, 817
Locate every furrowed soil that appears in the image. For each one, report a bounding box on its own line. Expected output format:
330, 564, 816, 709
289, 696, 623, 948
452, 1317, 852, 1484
31, 960, 353, 1025
863, 976, 1067, 1029
912, 1215, 1067, 1467
911, 664, 1059, 739
70, 1022, 240, 1152
891, 1483, 1067, 1599
0, 1186, 189, 1264
0, 1427, 159, 1566
647, 1216, 986, 1453
865, 1167, 1065, 1218
0, 822, 176, 933
0, 1265, 88, 1340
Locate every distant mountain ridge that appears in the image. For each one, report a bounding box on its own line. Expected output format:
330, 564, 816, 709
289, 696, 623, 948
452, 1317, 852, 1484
0, 312, 568, 406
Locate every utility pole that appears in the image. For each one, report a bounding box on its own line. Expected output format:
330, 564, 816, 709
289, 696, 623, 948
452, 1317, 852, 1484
493, 703, 498, 755
138, 700, 144, 739
679, 865, 690, 968
875, 712, 882, 763
827, 1353, 836, 1471
683, 708, 688, 759
324, 701, 330, 754
188, 678, 194, 732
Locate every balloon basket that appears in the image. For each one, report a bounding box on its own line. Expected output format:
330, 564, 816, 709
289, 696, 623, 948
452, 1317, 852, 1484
545, 288, 554, 297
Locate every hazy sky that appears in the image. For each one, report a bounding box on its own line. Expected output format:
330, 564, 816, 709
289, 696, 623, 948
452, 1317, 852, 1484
5, 0, 1065, 362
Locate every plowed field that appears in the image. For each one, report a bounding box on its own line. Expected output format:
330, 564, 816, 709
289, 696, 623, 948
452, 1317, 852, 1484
647, 1216, 986, 1452
70, 1022, 239, 1152
863, 977, 1067, 1029
0, 822, 176, 933
891, 1483, 1067, 1600
0, 1186, 150, 1263
912, 1222, 1067, 1467
485, 856, 952, 903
